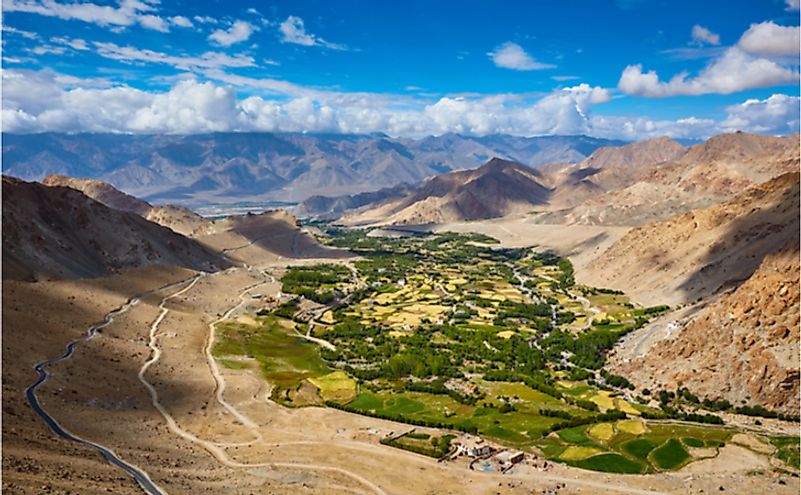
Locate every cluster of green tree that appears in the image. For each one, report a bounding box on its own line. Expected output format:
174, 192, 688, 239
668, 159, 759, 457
579, 287, 625, 296
640, 409, 724, 425
557, 259, 575, 288
281, 264, 351, 304
379, 433, 455, 458
600, 369, 634, 390
325, 400, 479, 433
545, 410, 627, 435
539, 409, 574, 420
265, 299, 299, 319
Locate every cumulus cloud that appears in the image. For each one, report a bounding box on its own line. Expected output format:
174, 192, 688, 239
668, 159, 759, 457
3, 70, 797, 140
620, 21, 800, 97
4, 0, 171, 32
738, 21, 800, 57
170, 16, 193, 28
208, 20, 256, 47
488, 42, 555, 71
279, 16, 346, 50
786, 0, 800, 10
720, 94, 800, 135
691, 25, 720, 46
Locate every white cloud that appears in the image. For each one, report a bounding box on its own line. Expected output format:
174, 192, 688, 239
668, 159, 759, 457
786, 0, 800, 11
279, 16, 346, 50
193, 15, 217, 24
2, 25, 40, 40
4, 0, 171, 32
619, 47, 798, 97
691, 25, 720, 46
738, 21, 800, 57
94, 42, 256, 70
51, 37, 90, 50
3, 69, 797, 140
620, 22, 800, 98
169, 16, 193, 28
488, 42, 555, 71
208, 20, 256, 47
720, 94, 800, 135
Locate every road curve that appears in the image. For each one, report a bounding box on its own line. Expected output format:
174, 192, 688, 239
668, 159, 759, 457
138, 269, 388, 495
23, 277, 197, 495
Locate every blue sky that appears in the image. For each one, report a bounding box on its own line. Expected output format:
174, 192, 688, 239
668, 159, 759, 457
2, 0, 800, 139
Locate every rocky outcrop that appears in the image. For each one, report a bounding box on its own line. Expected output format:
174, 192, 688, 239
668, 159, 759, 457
611, 244, 800, 415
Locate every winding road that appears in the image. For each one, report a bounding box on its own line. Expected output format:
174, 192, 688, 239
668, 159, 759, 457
23, 277, 201, 495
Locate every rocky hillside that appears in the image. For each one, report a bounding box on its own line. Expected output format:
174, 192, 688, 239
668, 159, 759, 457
42, 174, 213, 237
2, 132, 621, 204
2, 176, 229, 281
610, 243, 799, 415
540, 132, 799, 226
341, 158, 551, 225
582, 172, 800, 306
295, 183, 415, 220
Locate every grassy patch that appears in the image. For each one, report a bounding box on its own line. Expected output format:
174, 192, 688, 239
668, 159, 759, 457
308, 371, 357, 402
557, 427, 596, 446
682, 437, 705, 448
217, 358, 252, 370
771, 436, 800, 469
621, 438, 657, 460
616, 419, 646, 435
588, 423, 615, 441
559, 446, 604, 461
214, 317, 330, 389
650, 439, 690, 470
571, 453, 644, 474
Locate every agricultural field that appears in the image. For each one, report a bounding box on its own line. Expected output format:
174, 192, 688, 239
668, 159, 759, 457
219, 227, 799, 475
537, 420, 732, 473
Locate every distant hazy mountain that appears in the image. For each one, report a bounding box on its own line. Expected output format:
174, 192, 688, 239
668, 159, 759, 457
1, 132, 623, 205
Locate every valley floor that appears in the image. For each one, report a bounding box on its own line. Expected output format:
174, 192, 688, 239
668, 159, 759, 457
2, 249, 798, 494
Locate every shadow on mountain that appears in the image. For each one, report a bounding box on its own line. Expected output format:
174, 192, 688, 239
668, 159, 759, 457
677, 172, 800, 302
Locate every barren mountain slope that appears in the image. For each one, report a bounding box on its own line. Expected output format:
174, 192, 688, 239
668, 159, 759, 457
610, 244, 800, 415
198, 209, 350, 264
582, 172, 800, 306
42, 173, 152, 215
42, 174, 214, 237
540, 132, 799, 226
342, 158, 551, 225
2, 176, 229, 281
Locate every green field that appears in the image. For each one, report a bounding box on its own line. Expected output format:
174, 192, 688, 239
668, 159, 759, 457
650, 439, 690, 469
213, 316, 333, 405
539, 421, 734, 473
772, 436, 801, 469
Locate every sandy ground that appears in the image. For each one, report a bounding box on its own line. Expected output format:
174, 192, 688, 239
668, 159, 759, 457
3, 240, 798, 494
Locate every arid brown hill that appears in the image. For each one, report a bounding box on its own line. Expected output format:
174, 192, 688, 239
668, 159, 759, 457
2, 176, 230, 281
539, 132, 799, 226
611, 243, 800, 415
582, 172, 800, 306
342, 157, 551, 225
42, 174, 213, 237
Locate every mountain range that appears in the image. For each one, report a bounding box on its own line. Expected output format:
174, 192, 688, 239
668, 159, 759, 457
1, 132, 622, 205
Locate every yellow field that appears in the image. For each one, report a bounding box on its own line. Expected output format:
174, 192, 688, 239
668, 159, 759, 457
588, 423, 615, 441
559, 446, 603, 461
589, 391, 616, 411
320, 310, 336, 324
308, 371, 357, 402
616, 419, 646, 435
496, 330, 516, 339
615, 398, 641, 416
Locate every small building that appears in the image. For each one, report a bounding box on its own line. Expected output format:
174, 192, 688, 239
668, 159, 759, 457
251, 293, 263, 299
494, 450, 525, 468
457, 437, 493, 457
